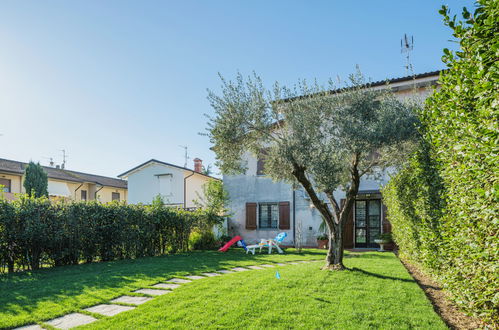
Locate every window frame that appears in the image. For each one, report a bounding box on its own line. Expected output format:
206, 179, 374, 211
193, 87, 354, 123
81, 190, 87, 201
258, 202, 279, 229
112, 192, 120, 201
0, 178, 11, 193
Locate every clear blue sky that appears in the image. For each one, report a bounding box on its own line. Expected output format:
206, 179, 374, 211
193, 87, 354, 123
0, 0, 471, 177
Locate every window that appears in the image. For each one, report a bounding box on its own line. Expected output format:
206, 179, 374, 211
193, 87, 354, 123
256, 149, 268, 176
112, 192, 120, 201
158, 174, 172, 197
0, 178, 11, 193
258, 203, 279, 228
81, 190, 87, 201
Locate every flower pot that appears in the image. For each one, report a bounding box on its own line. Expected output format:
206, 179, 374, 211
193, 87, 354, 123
317, 239, 328, 249
374, 239, 389, 252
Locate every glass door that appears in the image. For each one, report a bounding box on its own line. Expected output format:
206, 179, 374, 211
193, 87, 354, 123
355, 199, 381, 248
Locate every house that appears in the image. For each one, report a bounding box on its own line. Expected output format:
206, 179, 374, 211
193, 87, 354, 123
118, 158, 220, 207
223, 71, 441, 248
0, 158, 127, 202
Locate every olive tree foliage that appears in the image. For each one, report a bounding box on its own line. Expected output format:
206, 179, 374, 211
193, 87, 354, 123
207, 70, 419, 269
23, 161, 48, 198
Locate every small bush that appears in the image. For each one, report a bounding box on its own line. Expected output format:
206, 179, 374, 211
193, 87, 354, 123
189, 230, 217, 250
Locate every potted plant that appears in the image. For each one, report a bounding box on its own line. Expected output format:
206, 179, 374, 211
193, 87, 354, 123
316, 234, 329, 249
374, 233, 392, 252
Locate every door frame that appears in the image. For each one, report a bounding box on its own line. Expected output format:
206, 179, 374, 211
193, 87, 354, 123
353, 198, 383, 248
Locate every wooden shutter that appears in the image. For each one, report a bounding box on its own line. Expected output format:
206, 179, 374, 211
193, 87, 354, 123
341, 199, 354, 248
278, 201, 290, 230
246, 203, 257, 230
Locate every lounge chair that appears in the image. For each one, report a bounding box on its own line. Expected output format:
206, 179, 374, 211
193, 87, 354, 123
246, 232, 287, 255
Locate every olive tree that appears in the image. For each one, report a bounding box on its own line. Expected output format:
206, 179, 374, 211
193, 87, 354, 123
207, 71, 418, 270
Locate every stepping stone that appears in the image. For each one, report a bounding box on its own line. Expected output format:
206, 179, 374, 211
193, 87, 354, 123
247, 265, 264, 270
201, 272, 221, 277
217, 270, 234, 274
152, 283, 181, 289
85, 304, 135, 317
167, 278, 192, 284
134, 288, 171, 296
111, 295, 153, 305
45, 313, 97, 329
14, 325, 44, 330
231, 267, 249, 272
260, 264, 275, 268
275, 263, 286, 266
289, 262, 299, 265
185, 275, 205, 280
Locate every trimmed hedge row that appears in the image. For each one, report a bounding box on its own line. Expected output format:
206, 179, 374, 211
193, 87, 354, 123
0, 195, 220, 273
384, 2, 498, 326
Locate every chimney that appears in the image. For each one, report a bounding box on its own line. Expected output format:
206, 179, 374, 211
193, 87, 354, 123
193, 158, 202, 173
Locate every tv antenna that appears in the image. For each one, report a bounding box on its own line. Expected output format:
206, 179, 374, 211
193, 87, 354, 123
401, 34, 414, 75
179, 145, 189, 168
60, 149, 68, 169
43, 157, 55, 167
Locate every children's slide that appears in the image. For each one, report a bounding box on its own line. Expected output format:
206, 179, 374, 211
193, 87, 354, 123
219, 235, 244, 252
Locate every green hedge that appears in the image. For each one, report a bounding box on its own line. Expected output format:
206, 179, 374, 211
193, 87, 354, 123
0, 195, 221, 273
384, 2, 498, 325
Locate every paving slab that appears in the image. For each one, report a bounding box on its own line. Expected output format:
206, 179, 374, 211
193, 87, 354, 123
289, 262, 299, 265
45, 313, 97, 329
201, 272, 221, 277
217, 270, 234, 274
247, 265, 264, 270
275, 263, 287, 266
14, 325, 44, 330
85, 304, 135, 317
111, 295, 153, 305
166, 278, 192, 284
260, 264, 275, 268
152, 283, 181, 290
185, 275, 205, 280
231, 267, 249, 272
134, 288, 171, 296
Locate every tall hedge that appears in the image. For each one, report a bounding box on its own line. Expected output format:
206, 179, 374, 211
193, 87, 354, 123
384, 1, 498, 325
0, 195, 220, 273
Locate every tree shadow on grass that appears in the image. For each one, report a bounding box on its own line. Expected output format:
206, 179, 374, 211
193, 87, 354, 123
347, 267, 440, 290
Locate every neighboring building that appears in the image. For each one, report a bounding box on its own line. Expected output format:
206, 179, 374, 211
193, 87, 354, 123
0, 158, 127, 202
118, 158, 220, 207
223, 71, 441, 248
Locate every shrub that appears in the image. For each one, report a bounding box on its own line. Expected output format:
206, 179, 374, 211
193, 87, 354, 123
0, 196, 213, 272
385, 2, 498, 325
189, 230, 217, 250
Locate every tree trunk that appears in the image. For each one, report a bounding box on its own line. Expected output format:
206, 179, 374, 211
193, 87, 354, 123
323, 225, 345, 270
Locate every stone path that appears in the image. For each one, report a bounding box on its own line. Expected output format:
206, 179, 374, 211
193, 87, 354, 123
16, 259, 321, 329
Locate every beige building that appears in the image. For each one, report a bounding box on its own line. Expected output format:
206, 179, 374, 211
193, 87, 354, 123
119, 158, 219, 207
0, 158, 127, 202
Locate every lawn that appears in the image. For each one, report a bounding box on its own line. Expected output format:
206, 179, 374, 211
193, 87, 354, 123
0, 250, 446, 329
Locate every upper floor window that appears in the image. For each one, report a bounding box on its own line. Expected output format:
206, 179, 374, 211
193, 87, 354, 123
256, 149, 268, 176
112, 192, 120, 201
0, 178, 11, 193
258, 203, 278, 229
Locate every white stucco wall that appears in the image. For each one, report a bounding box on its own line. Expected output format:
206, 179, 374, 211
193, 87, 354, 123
125, 163, 185, 205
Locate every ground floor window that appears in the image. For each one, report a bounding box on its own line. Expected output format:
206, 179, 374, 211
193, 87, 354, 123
81, 190, 87, 201
0, 178, 11, 193
258, 203, 278, 229
112, 192, 120, 201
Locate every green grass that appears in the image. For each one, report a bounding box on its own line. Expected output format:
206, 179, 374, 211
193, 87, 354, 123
0, 249, 323, 328
0, 250, 446, 329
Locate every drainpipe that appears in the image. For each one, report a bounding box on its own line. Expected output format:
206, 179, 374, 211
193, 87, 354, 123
94, 185, 104, 201
183, 171, 195, 208
74, 183, 84, 200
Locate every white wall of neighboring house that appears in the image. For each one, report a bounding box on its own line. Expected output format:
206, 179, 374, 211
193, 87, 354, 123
122, 160, 218, 207
125, 163, 185, 205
